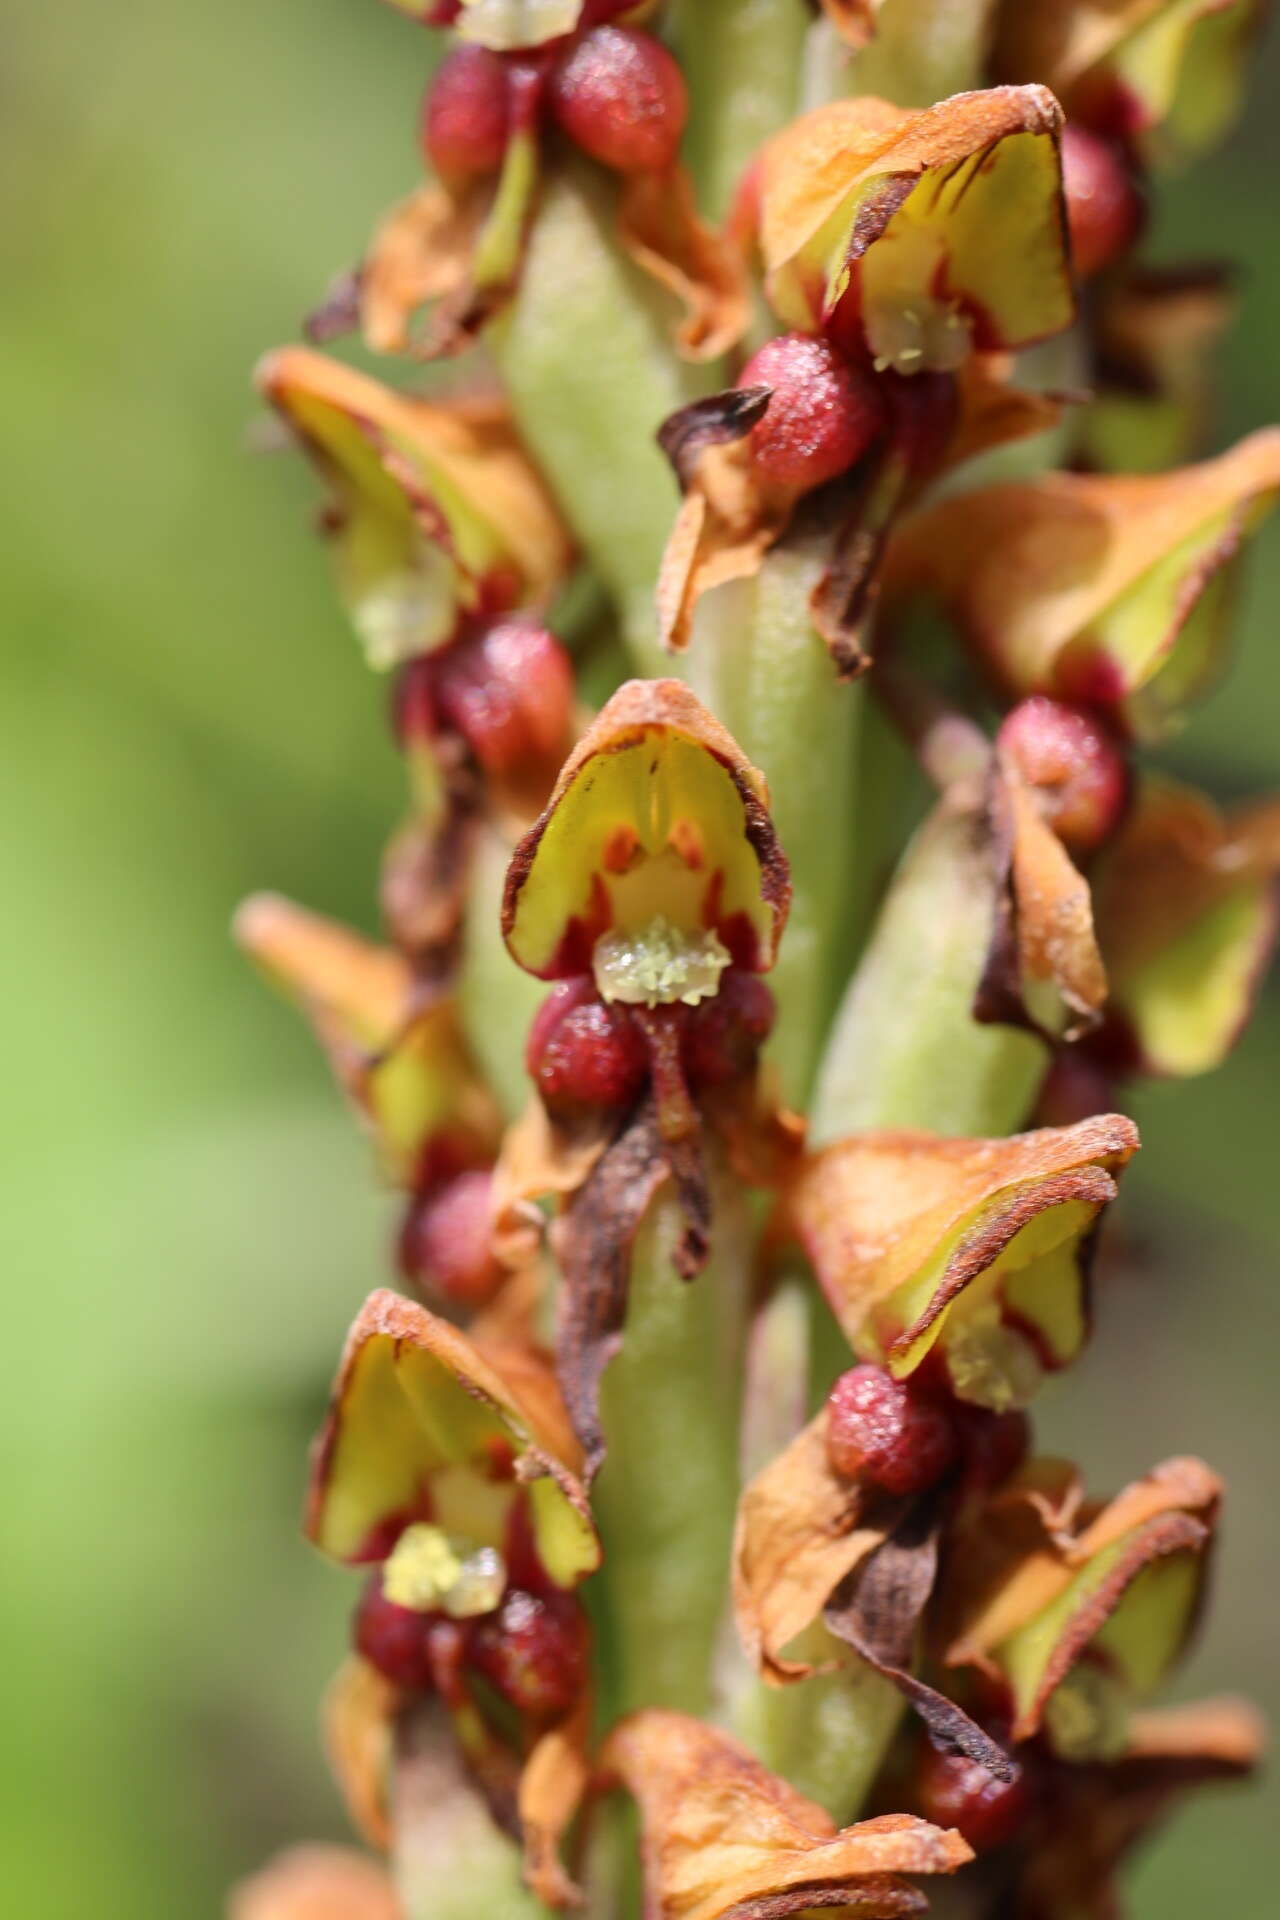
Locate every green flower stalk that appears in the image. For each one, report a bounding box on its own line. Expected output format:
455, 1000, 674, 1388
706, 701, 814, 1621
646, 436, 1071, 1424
232, 3, 1275, 1916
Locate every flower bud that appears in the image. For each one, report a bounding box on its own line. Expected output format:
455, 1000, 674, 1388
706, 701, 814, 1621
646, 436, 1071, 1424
526, 978, 650, 1118
678, 968, 775, 1090
738, 333, 887, 490
421, 44, 512, 181
911, 1743, 1030, 1853
954, 1405, 1031, 1497
433, 619, 575, 777
1060, 124, 1145, 281
826, 1364, 959, 1496
353, 1571, 437, 1691
397, 1169, 505, 1309
997, 696, 1130, 855
467, 1585, 589, 1719
549, 26, 687, 173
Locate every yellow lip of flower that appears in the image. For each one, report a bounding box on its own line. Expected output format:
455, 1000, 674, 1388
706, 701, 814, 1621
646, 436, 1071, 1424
306, 1288, 600, 1590
599, 1710, 972, 1920
788, 1114, 1139, 1409
233, 893, 500, 1187
755, 86, 1074, 371
501, 678, 791, 1001
993, 0, 1267, 163
944, 1455, 1220, 1749
882, 427, 1280, 743
255, 346, 570, 669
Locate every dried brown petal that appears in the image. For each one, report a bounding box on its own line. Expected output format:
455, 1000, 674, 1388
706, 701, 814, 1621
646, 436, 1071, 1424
599, 1710, 972, 1920
733, 1412, 892, 1681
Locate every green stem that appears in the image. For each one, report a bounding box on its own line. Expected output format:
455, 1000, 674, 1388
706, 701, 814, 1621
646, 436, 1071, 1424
670, 0, 809, 220
392, 1702, 543, 1919
492, 160, 714, 674
811, 797, 1047, 1145
591, 1164, 752, 1720
683, 545, 863, 1105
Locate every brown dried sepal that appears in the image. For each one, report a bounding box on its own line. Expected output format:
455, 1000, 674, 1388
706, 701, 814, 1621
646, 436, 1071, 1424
323, 1657, 400, 1853
551, 1099, 710, 1479
977, 759, 1108, 1040
733, 1410, 894, 1681
599, 1710, 972, 1920
787, 1115, 1138, 1374
519, 1696, 592, 1909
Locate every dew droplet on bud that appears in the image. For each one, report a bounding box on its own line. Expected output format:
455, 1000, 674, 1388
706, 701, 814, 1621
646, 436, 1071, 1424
549, 27, 688, 173
997, 696, 1130, 855
738, 333, 888, 490
421, 44, 513, 182
826, 1363, 959, 1495
1060, 124, 1145, 281
398, 1169, 505, 1309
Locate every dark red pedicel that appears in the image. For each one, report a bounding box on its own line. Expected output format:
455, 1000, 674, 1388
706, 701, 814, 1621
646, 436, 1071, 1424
468, 1585, 588, 1720
398, 1169, 505, 1310
527, 979, 650, 1118
679, 969, 775, 1090
549, 27, 688, 173
1033, 1048, 1118, 1129
354, 1572, 437, 1691
826, 1364, 960, 1496
738, 333, 888, 490
912, 1742, 1030, 1853
1060, 123, 1145, 281
421, 44, 513, 182
997, 695, 1130, 856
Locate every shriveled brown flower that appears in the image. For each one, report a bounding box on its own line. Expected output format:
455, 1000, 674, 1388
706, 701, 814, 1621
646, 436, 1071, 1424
228, 1844, 400, 1920
788, 1116, 1139, 1408
882, 430, 1280, 741
599, 1709, 972, 1920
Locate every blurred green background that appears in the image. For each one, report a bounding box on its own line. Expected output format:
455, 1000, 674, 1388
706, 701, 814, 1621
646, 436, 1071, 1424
3, 2, 1278, 1912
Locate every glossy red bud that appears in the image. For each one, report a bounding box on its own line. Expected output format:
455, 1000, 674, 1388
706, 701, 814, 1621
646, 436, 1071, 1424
353, 1572, 437, 1692
1060, 124, 1145, 281
398, 1169, 505, 1309
434, 621, 575, 777
679, 969, 775, 1090
997, 696, 1130, 856
421, 44, 512, 182
738, 333, 888, 490
467, 1586, 588, 1720
826, 1364, 959, 1496
526, 979, 650, 1119
549, 27, 687, 173
913, 1743, 1030, 1853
